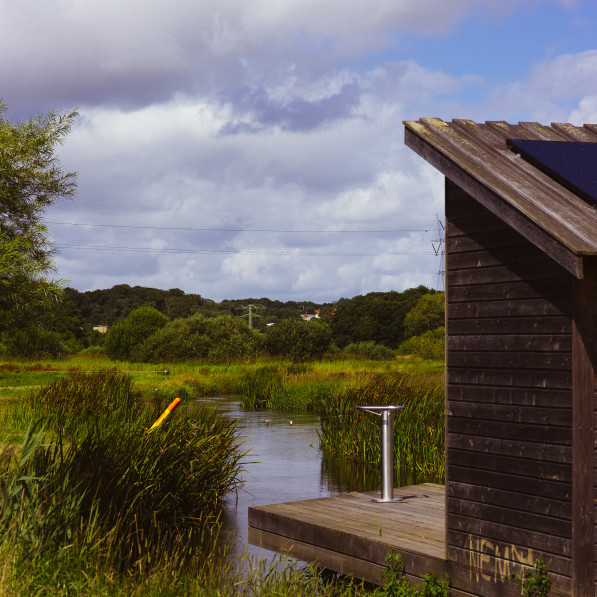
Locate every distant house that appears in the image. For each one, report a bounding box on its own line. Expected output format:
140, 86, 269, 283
301, 309, 320, 321
92, 325, 109, 334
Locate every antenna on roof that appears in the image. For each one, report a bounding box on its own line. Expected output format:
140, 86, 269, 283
432, 214, 445, 291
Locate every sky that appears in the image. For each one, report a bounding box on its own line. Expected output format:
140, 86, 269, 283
2, 0, 597, 302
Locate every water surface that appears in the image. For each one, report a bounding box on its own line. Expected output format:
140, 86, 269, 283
197, 396, 432, 560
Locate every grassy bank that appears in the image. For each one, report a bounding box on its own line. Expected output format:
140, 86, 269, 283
0, 354, 443, 407
0, 371, 244, 595
0, 355, 445, 479
0, 367, 448, 596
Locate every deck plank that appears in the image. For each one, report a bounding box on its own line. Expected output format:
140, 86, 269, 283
248, 483, 447, 583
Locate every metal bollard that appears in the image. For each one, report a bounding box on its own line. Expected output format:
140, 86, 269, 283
357, 405, 403, 502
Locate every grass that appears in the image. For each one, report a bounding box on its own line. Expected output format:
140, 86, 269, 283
0, 371, 245, 595
0, 354, 446, 477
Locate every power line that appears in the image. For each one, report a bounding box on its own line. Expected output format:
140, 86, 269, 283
56, 243, 437, 256
48, 221, 432, 233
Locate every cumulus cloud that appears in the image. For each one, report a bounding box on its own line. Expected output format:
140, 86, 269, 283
2, 0, 592, 301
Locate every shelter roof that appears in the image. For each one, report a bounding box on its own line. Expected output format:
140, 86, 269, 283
404, 118, 597, 278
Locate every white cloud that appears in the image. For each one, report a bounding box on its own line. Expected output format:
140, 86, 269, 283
569, 95, 597, 123
4, 0, 591, 301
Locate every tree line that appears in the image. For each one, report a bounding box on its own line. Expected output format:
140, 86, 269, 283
2, 283, 445, 360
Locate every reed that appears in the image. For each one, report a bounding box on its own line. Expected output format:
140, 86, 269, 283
0, 371, 244, 593
318, 373, 445, 478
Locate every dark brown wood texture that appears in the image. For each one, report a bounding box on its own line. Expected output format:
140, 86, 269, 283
248, 484, 447, 586
572, 259, 597, 596
446, 181, 574, 595
248, 483, 571, 596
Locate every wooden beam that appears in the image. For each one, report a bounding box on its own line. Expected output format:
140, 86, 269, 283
572, 258, 597, 595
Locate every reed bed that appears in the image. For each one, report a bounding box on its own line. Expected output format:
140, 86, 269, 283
0, 371, 244, 594
0, 358, 448, 595
238, 359, 409, 411
318, 373, 445, 478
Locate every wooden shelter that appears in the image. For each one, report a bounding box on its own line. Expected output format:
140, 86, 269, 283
404, 119, 597, 596
249, 120, 597, 596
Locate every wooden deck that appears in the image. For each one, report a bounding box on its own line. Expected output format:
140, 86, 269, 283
248, 483, 447, 586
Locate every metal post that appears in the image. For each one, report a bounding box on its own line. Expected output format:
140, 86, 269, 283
357, 405, 403, 503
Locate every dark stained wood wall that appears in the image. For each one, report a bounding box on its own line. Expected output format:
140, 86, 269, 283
572, 258, 597, 596
445, 179, 574, 595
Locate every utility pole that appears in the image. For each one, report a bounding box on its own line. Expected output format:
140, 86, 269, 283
238, 304, 265, 328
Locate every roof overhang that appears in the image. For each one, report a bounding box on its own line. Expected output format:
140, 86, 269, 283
404, 119, 597, 279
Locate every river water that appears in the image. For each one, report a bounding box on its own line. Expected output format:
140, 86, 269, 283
197, 396, 431, 561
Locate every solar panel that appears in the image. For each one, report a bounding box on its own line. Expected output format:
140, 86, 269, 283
507, 139, 597, 207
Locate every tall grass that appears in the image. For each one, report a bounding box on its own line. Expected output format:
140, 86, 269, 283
318, 373, 445, 478
239, 363, 339, 411
0, 371, 244, 593
238, 359, 407, 411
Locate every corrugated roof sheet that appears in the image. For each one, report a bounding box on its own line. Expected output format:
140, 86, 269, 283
404, 118, 597, 278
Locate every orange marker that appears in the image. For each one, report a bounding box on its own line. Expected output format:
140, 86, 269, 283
149, 397, 181, 432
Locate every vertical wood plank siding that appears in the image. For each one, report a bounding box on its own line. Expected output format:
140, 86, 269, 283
445, 179, 573, 593
572, 259, 597, 596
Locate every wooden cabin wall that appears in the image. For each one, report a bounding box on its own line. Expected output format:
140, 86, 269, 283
572, 258, 597, 595
445, 179, 574, 595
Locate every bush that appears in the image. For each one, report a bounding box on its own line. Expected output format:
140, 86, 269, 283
398, 327, 445, 361
343, 340, 395, 360
135, 314, 262, 362
78, 344, 105, 356
264, 318, 332, 361
104, 307, 169, 359
1, 327, 73, 358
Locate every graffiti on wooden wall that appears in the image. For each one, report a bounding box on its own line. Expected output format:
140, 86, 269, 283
467, 535, 536, 582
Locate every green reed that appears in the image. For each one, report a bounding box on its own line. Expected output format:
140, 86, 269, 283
0, 371, 244, 593
318, 373, 445, 478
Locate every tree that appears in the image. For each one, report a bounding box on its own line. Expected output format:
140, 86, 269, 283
330, 287, 434, 349
104, 307, 169, 360
403, 293, 445, 338
0, 102, 77, 353
264, 318, 333, 360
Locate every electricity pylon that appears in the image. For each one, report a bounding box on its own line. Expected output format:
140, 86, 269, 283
238, 304, 265, 328
432, 214, 445, 291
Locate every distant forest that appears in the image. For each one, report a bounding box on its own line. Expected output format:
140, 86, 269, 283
9, 284, 444, 359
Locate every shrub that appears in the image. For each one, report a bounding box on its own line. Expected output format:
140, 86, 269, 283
264, 318, 332, 361
1, 327, 72, 358
343, 340, 396, 360
398, 327, 445, 361
135, 314, 263, 362
78, 344, 105, 356
104, 307, 169, 359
